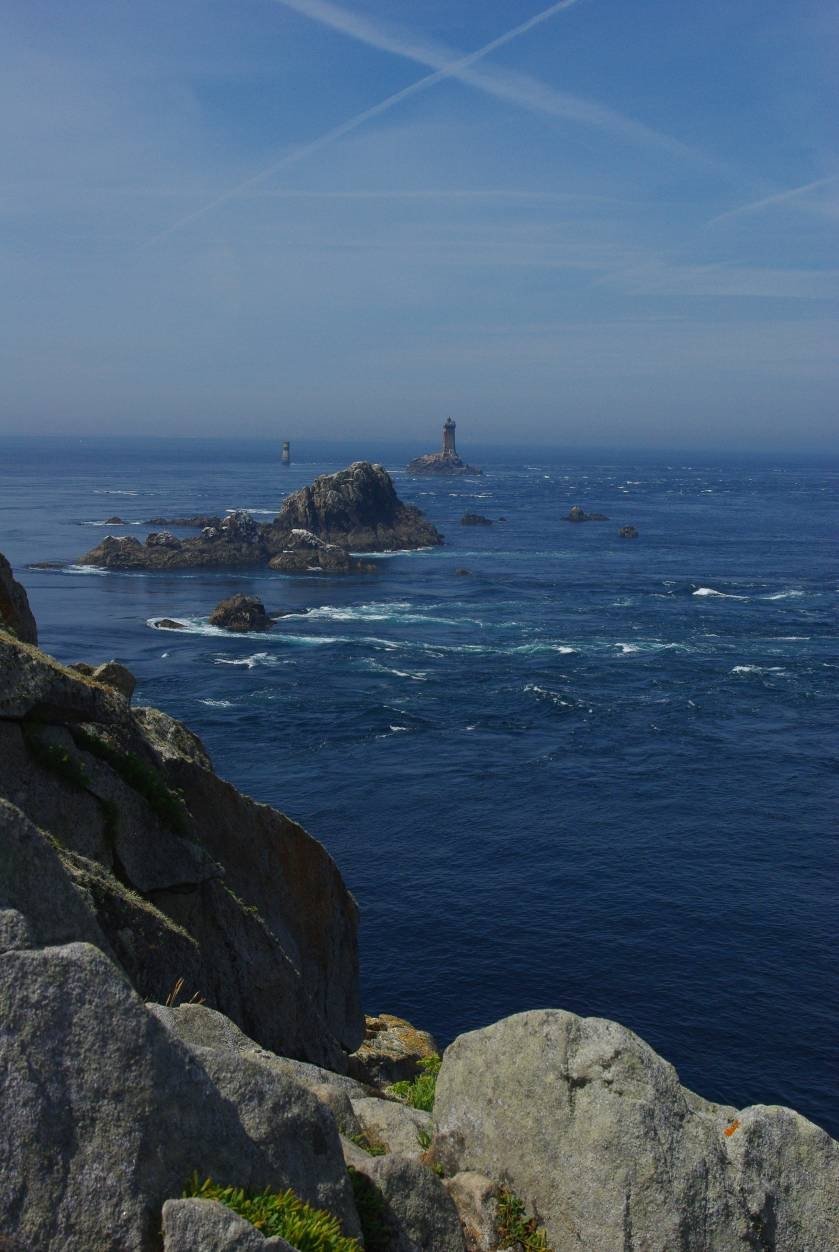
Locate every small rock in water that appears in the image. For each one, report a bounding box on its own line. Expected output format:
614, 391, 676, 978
460, 514, 493, 527
619, 525, 639, 539
208, 594, 272, 633
565, 504, 609, 522
104, 516, 124, 525
154, 619, 186, 630
454, 568, 473, 577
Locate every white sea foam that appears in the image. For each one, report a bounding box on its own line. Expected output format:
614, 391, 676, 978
764, 590, 805, 601
93, 488, 138, 496
62, 564, 109, 576
524, 683, 576, 708
366, 661, 429, 680
225, 507, 276, 515
614, 643, 642, 654
200, 698, 236, 707
81, 519, 143, 527
693, 587, 747, 600
731, 665, 787, 675
388, 725, 409, 732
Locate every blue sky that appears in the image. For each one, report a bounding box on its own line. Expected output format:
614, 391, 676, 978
2, 0, 837, 448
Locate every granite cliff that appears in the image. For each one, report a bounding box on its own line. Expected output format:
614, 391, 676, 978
1, 558, 836, 1252
77, 464, 442, 572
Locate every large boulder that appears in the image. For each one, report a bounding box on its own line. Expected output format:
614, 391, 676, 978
0, 940, 359, 1250
432, 1010, 839, 1252
350, 1153, 465, 1252
0, 553, 37, 644
268, 463, 443, 552
209, 594, 272, 633
267, 528, 375, 574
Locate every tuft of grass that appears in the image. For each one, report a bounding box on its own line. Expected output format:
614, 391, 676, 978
183, 1176, 361, 1252
347, 1169, 390, 1252
72, 728, 189, 834
348, 1130, 387, 1157
496, 1187, 554, 1252
22, 722, 90, 791
386, 1054, 441, 1112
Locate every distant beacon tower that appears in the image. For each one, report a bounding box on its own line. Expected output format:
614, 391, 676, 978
281, 441, 291, 465
442, 417, 457, 457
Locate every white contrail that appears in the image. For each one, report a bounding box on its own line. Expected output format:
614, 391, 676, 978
275, 0, 693, 157
144, 1, 584, 245
708, 175, 839, 226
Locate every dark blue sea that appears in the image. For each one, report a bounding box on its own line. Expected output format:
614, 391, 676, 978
2, 436, 836, 1135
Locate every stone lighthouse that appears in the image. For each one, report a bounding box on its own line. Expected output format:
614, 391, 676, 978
406, 417, 481, 476
442, 417, 457, 457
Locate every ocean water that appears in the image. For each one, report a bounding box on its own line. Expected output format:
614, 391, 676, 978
2, 436, 837, 1135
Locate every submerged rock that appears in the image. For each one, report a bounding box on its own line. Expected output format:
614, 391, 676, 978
565, 505, 609, 522
208, 594, 272, 633
460, 514, 493, 527
619, 525, 639, 539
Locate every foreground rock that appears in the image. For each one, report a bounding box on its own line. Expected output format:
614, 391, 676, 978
0, 553, 37, 644
565, 505, 609, 522
209, 594, 273, 633
0, 561, 362, 1066
0, 941, 359, 1250
162, 1199, 295, 1250
77, 464, 441, 571
433, 1009, 839, 1251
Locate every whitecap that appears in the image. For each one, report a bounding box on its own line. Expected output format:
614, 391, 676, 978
93, 488, 138, 496
693, 587, 747, 600
388, 725, 409, 732
764, 590, 805, 601
62, 564, 109, 576
731, 665, 787, 675
614, 643, 641, 654
200, 698, 235, 708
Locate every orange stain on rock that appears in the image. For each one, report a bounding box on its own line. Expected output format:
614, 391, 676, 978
723, 1119, 742, 1137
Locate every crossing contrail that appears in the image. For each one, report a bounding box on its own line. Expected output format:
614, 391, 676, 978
144, 1, 595, 245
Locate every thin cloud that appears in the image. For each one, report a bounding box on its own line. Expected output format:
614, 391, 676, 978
708, 175, 839, 226
276, 0, 694, 158
144, 1, 587, 244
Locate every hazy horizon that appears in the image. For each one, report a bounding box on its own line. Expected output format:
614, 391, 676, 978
3, 0, 837, 450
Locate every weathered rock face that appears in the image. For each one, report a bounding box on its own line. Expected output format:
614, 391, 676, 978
0, 940, 360, 1251
209, 594, 272, 633
351, 1153, 466, 1252
162, 1199, 296, 1250
565, 505, 609, 522
268, 463, 443, 552
91, 659, 137, 700
432, 1009, 839, 1252
0, 578, 363, 1065
78, 465, 441, 569
0, 553, 37, 644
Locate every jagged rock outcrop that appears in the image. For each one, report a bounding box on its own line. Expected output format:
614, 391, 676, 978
432, 1009, 839, 1251
0, 607, 362, 1066
0, 553, 37, 644
564, 505, 609, 522
267, 463, 443, 552
267, 529, 376, 575
209, 594, 273, 633
77, 465, 441, 570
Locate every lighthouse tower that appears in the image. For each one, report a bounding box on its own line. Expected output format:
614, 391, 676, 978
442, 417, 457, 457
